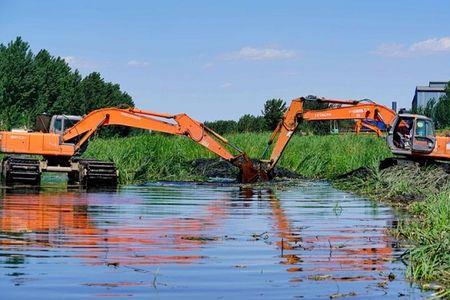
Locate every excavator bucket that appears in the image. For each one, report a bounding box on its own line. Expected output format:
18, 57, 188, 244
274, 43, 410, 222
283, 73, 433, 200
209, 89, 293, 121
233, 154, 270, 183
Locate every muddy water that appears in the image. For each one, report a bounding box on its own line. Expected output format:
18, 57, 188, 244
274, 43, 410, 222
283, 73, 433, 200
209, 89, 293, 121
0, 181, 427, 299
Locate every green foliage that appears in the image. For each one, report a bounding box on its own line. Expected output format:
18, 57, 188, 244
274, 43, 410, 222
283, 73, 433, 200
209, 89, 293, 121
237, 114, 267, 132
205, 114, 267, 135
399, 190, 450, 297
84, 134, 214, 183
204, 120, 237, 135
412, 81, 450, 129
262, 99, 287, 130
85, 133, 390, 184
435, 84, 450, 128
0, 37, 134, 135
205, 98, 350, 135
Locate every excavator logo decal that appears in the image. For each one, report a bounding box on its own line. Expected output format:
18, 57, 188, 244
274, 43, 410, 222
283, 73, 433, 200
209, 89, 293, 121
350, 109, 365, 114
312, 112, 332, 118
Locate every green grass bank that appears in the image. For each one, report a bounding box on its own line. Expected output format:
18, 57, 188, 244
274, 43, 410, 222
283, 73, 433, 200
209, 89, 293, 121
85, 132, 391, 183
86, 132, 449, 295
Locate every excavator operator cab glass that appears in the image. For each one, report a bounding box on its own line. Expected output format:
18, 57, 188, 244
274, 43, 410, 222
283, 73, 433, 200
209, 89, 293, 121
64, 118, 81, 131
415, 119, 434, 137
391, 116, 414, 150
50, 115, 82, 135
53, 118, 63, 132
388, 114, 436, 155
411, 117, 436, 154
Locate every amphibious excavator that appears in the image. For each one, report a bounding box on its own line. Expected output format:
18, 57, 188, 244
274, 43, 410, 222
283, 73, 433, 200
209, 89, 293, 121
256, 96, 450, 180
0, 108, 259, 186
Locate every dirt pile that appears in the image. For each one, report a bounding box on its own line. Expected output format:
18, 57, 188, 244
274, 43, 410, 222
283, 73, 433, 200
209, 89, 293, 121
190, 158, 300, 181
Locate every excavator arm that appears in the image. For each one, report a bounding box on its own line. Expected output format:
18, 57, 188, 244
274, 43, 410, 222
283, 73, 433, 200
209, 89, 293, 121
61, 107, 259, 183
260, 97, 396, 174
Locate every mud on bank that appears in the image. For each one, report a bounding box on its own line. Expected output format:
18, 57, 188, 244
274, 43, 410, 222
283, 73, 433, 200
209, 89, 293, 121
190, 158, 300, 181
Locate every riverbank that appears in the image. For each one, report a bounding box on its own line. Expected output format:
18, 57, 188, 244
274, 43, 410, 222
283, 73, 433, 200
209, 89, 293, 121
334, 163, 449, 297
86, 132, 449, 296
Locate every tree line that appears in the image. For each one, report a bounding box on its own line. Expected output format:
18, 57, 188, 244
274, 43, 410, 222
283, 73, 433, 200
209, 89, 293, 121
205, 98, 335, 135
205, 99, 286, 134
0, 37, 134, 135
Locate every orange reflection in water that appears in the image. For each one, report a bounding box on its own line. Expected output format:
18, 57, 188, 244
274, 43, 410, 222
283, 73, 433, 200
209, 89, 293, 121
263, 190, 394, 278
0, 191, 227, 265
0, 186, 395, 278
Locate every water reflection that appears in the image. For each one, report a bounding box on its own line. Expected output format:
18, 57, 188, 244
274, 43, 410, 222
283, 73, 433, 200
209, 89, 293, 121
0, 183, 425, 299
0, 189, 229, 266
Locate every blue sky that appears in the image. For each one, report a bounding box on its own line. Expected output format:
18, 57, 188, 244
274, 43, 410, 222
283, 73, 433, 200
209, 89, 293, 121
1, 0, 449, 121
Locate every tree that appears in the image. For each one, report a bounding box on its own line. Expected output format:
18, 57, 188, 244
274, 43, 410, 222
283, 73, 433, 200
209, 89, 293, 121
434, 83, 450, 128
0, 37, 36, 129
0, 37, 134, 136
262, 99, 286, 130
204, 120, 238, 135
411, 82, 450, 129
237, 114, 266, 132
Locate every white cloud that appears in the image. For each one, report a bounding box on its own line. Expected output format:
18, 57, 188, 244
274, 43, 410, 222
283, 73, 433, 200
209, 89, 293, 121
410, 37, 450, 52
127, 60, 150, 67
221, 46, 297, 61
62, 56, 98, 69
220, 82, 232, 88
372, 43, 408, 58
373, 36, 450, 57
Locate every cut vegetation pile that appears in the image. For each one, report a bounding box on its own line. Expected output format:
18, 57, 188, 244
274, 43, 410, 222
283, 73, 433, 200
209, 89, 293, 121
335, 163, 449, 203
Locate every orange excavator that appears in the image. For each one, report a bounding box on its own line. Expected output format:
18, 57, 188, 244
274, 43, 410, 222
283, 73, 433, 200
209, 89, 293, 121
256, 96, 450, 180
0, 107, 259, 186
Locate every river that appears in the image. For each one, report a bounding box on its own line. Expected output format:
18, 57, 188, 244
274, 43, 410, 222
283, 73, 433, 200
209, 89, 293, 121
0, 181, 427, 299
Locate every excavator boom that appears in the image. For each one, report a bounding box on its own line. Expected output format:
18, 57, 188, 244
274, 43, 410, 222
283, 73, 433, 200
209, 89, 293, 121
260, 97, 397, 172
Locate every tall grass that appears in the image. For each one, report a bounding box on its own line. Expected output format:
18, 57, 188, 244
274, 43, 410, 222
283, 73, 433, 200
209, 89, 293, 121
398, 190, 450, 297
84, 134, 214, 183
334, 162, 450, 295
84, 132, 391, 184
334, 164, 449, 202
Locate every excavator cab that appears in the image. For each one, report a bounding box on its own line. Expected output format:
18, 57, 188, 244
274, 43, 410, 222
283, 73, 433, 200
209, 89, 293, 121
35, 114, 82, 134
387, 114, 436, 155
50, 115, 82, 135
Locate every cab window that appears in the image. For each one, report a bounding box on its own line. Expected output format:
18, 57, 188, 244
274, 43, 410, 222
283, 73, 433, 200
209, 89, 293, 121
415, 119, 434, 137
54, 118, 63, 132
64, 118, 79, 130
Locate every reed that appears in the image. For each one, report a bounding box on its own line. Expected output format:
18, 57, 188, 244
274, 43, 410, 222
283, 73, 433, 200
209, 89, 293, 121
84, 132, 391, 184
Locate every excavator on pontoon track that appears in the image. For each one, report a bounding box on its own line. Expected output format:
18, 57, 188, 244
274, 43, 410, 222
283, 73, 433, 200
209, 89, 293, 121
256, 96, 450, 180
0, 108, 259, 186
0, 96, 448, 186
